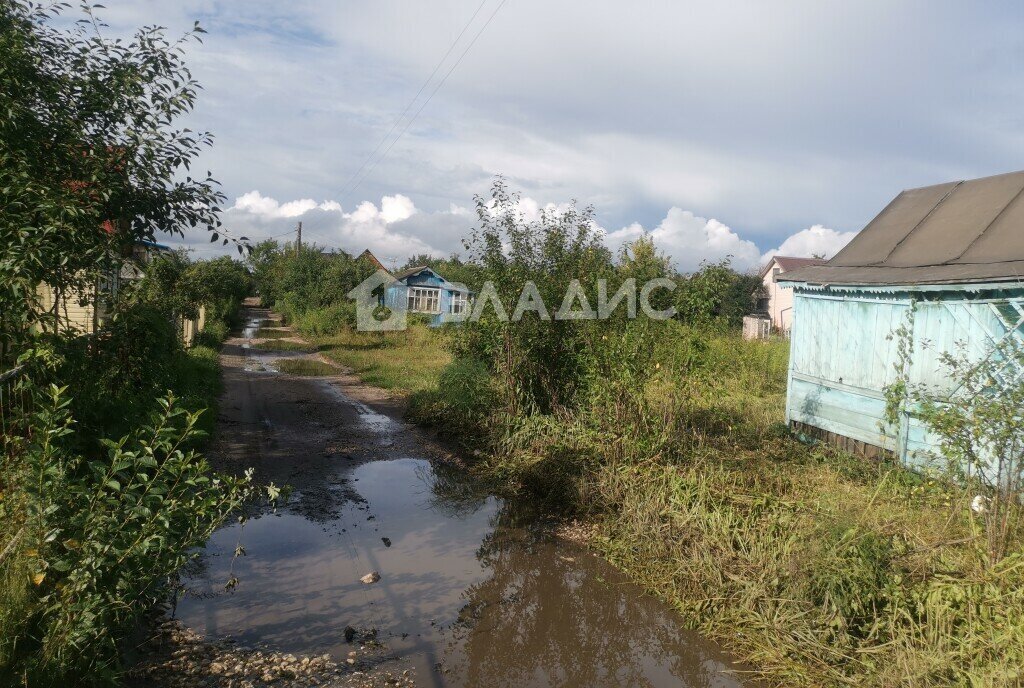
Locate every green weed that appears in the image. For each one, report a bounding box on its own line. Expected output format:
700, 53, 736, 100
275, 359, 339, 376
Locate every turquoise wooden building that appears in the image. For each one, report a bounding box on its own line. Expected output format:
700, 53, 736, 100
358, 251, 472, 326
383, 264, 471, 326
780, 171, 1024, 467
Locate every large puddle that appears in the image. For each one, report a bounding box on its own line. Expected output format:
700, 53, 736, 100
176, 458, 746, 687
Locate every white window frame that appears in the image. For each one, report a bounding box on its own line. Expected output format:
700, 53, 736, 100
407, 287, 441, 314
449, 291, 467, 315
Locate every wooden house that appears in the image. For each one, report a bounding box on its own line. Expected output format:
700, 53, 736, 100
780, 170, 1024, 466
384, 265, 471, 326
755, 256, 825, 333
36, 239, 206, 345
359, 251, 472, 326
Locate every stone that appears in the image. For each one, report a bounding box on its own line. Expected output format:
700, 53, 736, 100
360, 571, 381, 584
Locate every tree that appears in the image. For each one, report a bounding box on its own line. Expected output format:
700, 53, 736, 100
456, 178, 613, 413
0, 1, 227, 352
675, 259, 754, 327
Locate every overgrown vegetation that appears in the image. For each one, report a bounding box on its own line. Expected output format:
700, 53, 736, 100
886, 316, 1024, 567
0, 3, 255, 684
130, 251, 251, 348
246, 241, 372, 336
401, 180, 1024, 686
1, 384, 252, 684
318, 326, 451, 394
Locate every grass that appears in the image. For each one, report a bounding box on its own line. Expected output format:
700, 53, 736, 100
275, 359, 339, 376
252, 327, 294, 339
249, 339, 312, 352
317, 324, 450, 395
408, 324, 1024, 686
174, 345, 223, 438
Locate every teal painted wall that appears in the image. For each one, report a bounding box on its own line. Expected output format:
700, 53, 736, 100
383, 269, 469, 327
786, 285, 1024, 468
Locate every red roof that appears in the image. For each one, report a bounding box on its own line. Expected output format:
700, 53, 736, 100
761, 255, 825, 278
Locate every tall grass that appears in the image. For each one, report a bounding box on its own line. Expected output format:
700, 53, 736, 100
412, 322, 1024, 686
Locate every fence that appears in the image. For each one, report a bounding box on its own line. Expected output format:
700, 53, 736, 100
0, 364, 30, 567
0, 364, 29, 448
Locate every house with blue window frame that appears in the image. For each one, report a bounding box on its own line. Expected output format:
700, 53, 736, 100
780, 170, 1024, 468
360, 251, 472, 326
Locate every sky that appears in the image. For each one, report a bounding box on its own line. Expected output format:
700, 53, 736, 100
96, 1, 1024, 272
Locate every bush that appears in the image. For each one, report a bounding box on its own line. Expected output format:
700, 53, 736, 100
409, 359, 494, 442
294, 303, 356, 338
192, 318, 229, 349
55, 305, 179, 443
3, 386, 251, 685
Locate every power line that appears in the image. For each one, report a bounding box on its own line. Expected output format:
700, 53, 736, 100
341, 0, 509, 205
236, 226, 300, 242
336, 0, 491, 202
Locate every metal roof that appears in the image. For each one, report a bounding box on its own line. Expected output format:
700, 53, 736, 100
759, 255, 825, 279
393, 265, 432, 281
783, 170, 1024, 286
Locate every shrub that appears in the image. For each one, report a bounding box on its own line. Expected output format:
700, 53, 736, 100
409, 359, 494, 442
192, 318, 229, 348
886, 315, 1024, 565
294, 303, 356, 338
54, 305, 179, 442
5, 386, 251, 685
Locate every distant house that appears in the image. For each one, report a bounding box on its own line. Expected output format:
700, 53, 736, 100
780, 170, 1024, 466
361, 251, 472, 327
755, 255, 826, 333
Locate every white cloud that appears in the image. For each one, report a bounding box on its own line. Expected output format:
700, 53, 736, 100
379, 194, 417, 223
208, 190, 857, 276
761, 224, 857, 263
606, 208, 762, 273
216, 190, 468, 262
232, 191, 339, 219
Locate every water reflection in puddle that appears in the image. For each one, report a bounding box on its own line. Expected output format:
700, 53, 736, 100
177, 459, 745, 687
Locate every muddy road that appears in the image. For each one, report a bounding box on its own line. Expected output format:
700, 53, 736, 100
165, 305, 749, 687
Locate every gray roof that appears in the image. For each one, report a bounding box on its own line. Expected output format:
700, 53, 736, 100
783, 170, 1024, 286
393, 265, 432, 281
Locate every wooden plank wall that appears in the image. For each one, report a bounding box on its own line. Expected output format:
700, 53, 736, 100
786, 286, 1024, 467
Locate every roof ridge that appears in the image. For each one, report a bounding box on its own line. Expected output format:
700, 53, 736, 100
950, 176, 1024, 263
871, 180, 963, 265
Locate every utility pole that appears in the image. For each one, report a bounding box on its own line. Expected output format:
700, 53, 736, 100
295, 221, 302, 256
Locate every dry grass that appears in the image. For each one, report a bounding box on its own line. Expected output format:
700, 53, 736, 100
249, 339, 312, 352
251, 327, 294, 339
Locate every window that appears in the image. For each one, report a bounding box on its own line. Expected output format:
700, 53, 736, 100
407, 287, 440, 313
449, 291, 467, 315
772, 267, 781, 282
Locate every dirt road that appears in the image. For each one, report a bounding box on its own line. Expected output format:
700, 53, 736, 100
129, 302, 748, 688
208, 304, 454, 520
